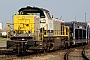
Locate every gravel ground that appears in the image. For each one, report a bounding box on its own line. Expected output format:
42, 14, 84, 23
84, 41, 90, 59
85, 49, 90, 59
68, 49, 84, 60
0, 51, 66, 60
27, 52, 65, 60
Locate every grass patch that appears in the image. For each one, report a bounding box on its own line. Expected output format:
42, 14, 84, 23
0, 37, 7, 43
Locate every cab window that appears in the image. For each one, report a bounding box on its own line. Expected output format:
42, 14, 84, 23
45, 11, 52, 20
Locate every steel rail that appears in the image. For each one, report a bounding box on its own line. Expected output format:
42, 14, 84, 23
64, 49, 71, 60
82, 47, 90, 60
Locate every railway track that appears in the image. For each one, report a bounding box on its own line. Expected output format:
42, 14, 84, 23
82, 42, 90, 60
82, 47, 89, 60
64, 44, 90, 60
0, 43, 90, 60
64, 48, 72, 60
0, 46, 70, 60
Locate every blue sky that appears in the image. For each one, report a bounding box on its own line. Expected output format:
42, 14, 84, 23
0, 0, 90, 27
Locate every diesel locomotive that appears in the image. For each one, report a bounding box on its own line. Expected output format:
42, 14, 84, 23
6, 6, 89, 54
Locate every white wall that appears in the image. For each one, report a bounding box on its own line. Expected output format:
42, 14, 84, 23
88, 22, 90, 28
0, 22, 3, 30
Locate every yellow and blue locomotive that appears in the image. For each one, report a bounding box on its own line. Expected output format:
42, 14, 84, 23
6, 6, 70, 54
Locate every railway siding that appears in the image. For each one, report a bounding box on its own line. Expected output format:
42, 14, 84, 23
64, 46, 85, 60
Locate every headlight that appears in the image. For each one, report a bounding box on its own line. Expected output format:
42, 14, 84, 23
29, 34, 31, 36
14, 34, 16, 36
22, 16, 25, 19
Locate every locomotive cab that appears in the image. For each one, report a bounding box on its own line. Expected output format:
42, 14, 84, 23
17, 6, 53, 35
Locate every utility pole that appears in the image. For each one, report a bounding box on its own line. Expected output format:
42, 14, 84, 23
85, 13, 87, 40
85, 13, 86, 22
75, 16, 76, 21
